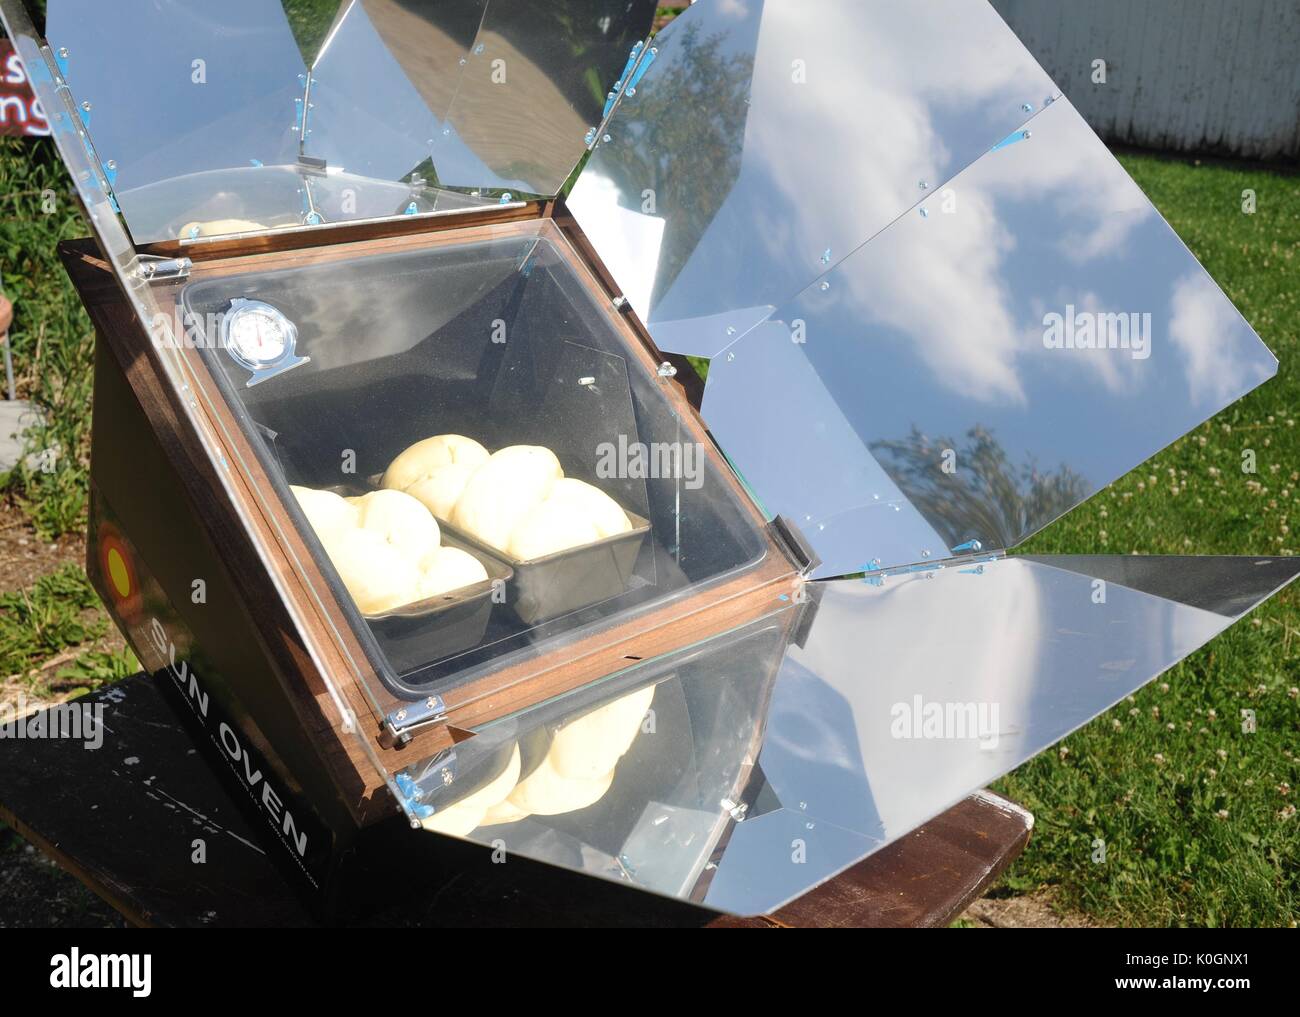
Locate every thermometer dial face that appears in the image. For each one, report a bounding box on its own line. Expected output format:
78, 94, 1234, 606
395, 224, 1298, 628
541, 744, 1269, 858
223, 300, 297, 372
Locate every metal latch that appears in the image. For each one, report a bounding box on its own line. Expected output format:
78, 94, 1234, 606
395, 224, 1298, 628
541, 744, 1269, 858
383, 695, 447, 747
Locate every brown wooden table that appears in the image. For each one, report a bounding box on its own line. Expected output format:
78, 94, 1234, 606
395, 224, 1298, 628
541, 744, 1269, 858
0, 674, 1031, 927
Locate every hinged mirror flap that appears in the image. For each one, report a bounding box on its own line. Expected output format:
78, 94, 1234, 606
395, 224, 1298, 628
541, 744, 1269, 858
401, 555, 1298, 915
38, 0, 657, 243
569, 0, 1059, 359
700, 96, 1277, 579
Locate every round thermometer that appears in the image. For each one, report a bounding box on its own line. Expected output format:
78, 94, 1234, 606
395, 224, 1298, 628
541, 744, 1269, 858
221, 298, 309, 385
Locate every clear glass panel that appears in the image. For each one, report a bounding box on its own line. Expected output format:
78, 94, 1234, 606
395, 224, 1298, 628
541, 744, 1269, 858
417, 554, 1299, 915
177, 220, 769, 702
701, 97, 1278, 579
428, 0, 658, 199
569, 0, 1060, 358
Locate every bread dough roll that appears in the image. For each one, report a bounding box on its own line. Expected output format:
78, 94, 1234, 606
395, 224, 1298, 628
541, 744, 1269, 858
351, 489, 440, 560
420, 744, 521, 837
382, 434, 490, 492
505, 756, 615, 817
548, 684, 655, 781
546, 478, 634, 538
404, 462, 477, 520
416, 546, 489, 600
507, 499, 601, 560
322, 528, 421, 615
453, 445, 563, 551
291, 485, 359, 544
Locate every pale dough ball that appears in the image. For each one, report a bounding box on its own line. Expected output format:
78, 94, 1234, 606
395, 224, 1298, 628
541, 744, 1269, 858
453, 446, 562, 551
548, 684, 655, 781
506, 756, 615, 817
485, 445, 563, 484
404, 462, 477, 520
416, 546, 489, 600
291, 485, 359, 544
546, 478, 634, 538
507, 498, 600, 560
382, 434, 490, 492
351, 489, 440, 560
322, 528, 420, 615
420, 745, 521, 837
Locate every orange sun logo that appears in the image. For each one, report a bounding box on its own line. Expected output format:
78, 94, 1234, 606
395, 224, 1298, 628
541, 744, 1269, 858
97, 523, 142, 621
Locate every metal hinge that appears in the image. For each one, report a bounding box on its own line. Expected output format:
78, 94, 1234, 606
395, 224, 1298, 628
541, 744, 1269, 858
586, 38, 658, 147
132, 255, 192, 282
383, 695, 447, 747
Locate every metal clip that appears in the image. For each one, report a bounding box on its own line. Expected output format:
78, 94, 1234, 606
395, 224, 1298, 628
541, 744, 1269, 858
384, 695, 448, 747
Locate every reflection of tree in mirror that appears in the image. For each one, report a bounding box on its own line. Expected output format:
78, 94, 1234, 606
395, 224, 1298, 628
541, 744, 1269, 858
871, 425, 1089, 553
616, 20, 754, 304
283, 0, 342, 66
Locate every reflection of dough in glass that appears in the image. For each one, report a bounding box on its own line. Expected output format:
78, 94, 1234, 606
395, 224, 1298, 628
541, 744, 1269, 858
180, 219, 267, 238
549, 684, 654, 781
480, 796, 532, 827
506, 757, 616, 817
498, 683, 655, 819
382, 434, 490, 491
420, 745, 522, 837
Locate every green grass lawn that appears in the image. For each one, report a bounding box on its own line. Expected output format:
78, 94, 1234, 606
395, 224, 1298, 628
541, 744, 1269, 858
997, 154, 1300, 927
0, 135, 1295, 924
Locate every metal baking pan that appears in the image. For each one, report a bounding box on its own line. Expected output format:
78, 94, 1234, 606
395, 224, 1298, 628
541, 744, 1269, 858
437, 510, 653, 626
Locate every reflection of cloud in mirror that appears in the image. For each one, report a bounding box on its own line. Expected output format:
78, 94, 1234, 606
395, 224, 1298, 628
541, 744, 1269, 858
1053, 290, 1140, 397
820, 100, 1157, 408
745, 1, 1042, 289
1169, 272, 1274, 407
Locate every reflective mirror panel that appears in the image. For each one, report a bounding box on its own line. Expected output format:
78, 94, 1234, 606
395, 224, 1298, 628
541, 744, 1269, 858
1021, 555, 1300, 619
43, 0, 655, 241
47, 0, 307, 240
428, 0, 658, 199
569, 0, 1059, 357
417, 555, 1298, 915
702, 97, 1278, 579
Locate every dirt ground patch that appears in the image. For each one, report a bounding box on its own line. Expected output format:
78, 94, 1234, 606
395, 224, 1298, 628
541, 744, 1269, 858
0, 508, 83, 593
959, 891, 1098, 928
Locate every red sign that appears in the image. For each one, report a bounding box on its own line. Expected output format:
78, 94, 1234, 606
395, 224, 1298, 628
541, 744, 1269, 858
0, 41, 49, 137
